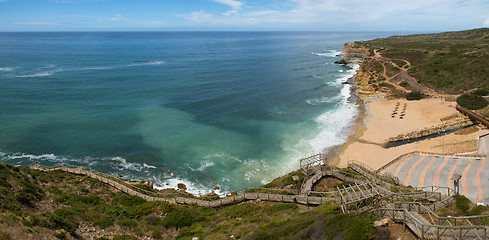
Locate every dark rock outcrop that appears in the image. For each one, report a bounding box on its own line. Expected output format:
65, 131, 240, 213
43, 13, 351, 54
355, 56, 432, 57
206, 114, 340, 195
334, 59, 348, 65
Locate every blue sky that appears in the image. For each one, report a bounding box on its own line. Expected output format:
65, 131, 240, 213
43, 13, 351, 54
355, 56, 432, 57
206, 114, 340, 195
0, 0, 488, 31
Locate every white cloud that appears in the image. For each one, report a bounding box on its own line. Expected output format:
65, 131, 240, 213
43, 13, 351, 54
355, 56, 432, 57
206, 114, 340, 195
223, 10, 238, 16
212, 0, 244, 10
484, 17, 489, 27
179, 0, 489, 30
181, 10, 218, 25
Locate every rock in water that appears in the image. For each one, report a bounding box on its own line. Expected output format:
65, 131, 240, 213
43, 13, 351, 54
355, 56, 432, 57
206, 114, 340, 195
334, 59, 348, 65
177, 183, 187, 191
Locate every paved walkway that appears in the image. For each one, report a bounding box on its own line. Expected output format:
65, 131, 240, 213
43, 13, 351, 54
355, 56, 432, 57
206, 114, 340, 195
382, 133, 489, 205
478, 133, 489, 155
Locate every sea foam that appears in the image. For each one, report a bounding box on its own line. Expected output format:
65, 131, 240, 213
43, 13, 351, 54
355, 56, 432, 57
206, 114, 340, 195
312, 50, 343, 58
126, 61, 166, 67
309, 64, 359, 153
14, 61, 166, 78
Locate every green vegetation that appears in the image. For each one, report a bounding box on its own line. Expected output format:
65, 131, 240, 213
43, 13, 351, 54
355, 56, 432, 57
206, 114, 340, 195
436, 195, 489, 217
457, 93, 488, 110
5, 163, 487, 239
262, 170, 304, 189
249, 202, 377, 240
474, 89, 489, 96
0, 162, 386, 239
456, 195, 471, 214
405, 91, 425, 100
481, 108, 489, 119
356, 28, 489, 93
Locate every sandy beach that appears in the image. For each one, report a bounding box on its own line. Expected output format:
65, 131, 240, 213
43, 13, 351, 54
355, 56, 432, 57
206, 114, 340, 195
336, 94, 489, 170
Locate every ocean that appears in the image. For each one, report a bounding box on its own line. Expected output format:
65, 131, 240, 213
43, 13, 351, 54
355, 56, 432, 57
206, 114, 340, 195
0, 31, 395, 194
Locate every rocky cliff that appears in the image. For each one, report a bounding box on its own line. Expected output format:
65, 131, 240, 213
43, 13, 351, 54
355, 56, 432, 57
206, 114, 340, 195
339, 42, 369, 65
336, 42, 376, 98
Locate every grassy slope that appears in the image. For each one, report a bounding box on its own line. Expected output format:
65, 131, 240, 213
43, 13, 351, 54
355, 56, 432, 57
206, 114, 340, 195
0, 163, 380, 240
356, 28, 489, 94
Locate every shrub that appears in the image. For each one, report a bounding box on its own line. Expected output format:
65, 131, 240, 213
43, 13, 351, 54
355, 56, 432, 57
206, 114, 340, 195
117, 218, 138, 228
47, 186, 62, 195
250, 213, 317, 240
317, 201, 340, 215
481, 108, 489, 119
221, 202, 260, 219
80, 187, 90, 194
54, 230, 67, 240
457, 94, 488, 110
1, 199, 22, 214
435, 207, 452, 217
474, 89, 489, 96
265, 203, 298, 214
54, 208, 74, 218
15, 190, 37, 207
40, 213, 77, 234
134, 184, 156, 193
469, 205, 486, 216
0, 231, 11, 240
262, 170, 304, 189
53, 193, 75, 204
23, 214, 41, 227
164, 206, 194, 228
406, 91, 425, 100
113, 194, 145, 207
400, 81, 409, 87
322, 214, 376, 240
456, 195, 471, 214
113, 235, 137, 240
15, 180, 45, 207
94, 216, 114, 229
75, 195, 102, 205
146, 214, 163, 226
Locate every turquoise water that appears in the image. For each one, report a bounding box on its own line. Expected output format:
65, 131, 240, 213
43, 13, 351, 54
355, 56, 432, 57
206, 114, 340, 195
0, 32, 394, 193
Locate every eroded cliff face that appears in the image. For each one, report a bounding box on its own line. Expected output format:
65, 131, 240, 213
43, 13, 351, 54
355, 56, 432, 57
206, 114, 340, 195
341, 42, 369, 65
354, 66, 377, 98
340, 42, 376, 98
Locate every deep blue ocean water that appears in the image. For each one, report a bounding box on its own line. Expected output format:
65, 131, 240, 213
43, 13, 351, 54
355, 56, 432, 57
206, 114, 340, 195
0, 32, 395, 193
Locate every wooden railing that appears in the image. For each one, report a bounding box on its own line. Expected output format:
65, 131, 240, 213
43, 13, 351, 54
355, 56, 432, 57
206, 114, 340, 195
348, 160, 401, 185
375, 202, 489, 239
299, 153, 326, 174
30, 164, 335, 207
31, 157, 472, 240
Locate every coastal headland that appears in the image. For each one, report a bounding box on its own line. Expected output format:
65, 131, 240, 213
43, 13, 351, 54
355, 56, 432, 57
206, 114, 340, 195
333, 28, 489, 204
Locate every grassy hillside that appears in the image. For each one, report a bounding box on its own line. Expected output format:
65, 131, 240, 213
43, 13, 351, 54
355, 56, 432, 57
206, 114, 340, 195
0, 163, 386, 240
356, 28, 489, 94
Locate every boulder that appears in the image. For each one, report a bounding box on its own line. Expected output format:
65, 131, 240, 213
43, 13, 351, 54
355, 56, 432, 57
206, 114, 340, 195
177, 183, 187, 191
334, 59, 348, 65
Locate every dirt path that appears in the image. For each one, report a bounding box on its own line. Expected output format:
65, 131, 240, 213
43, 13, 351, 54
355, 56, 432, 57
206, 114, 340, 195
372, 49, 436, 95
